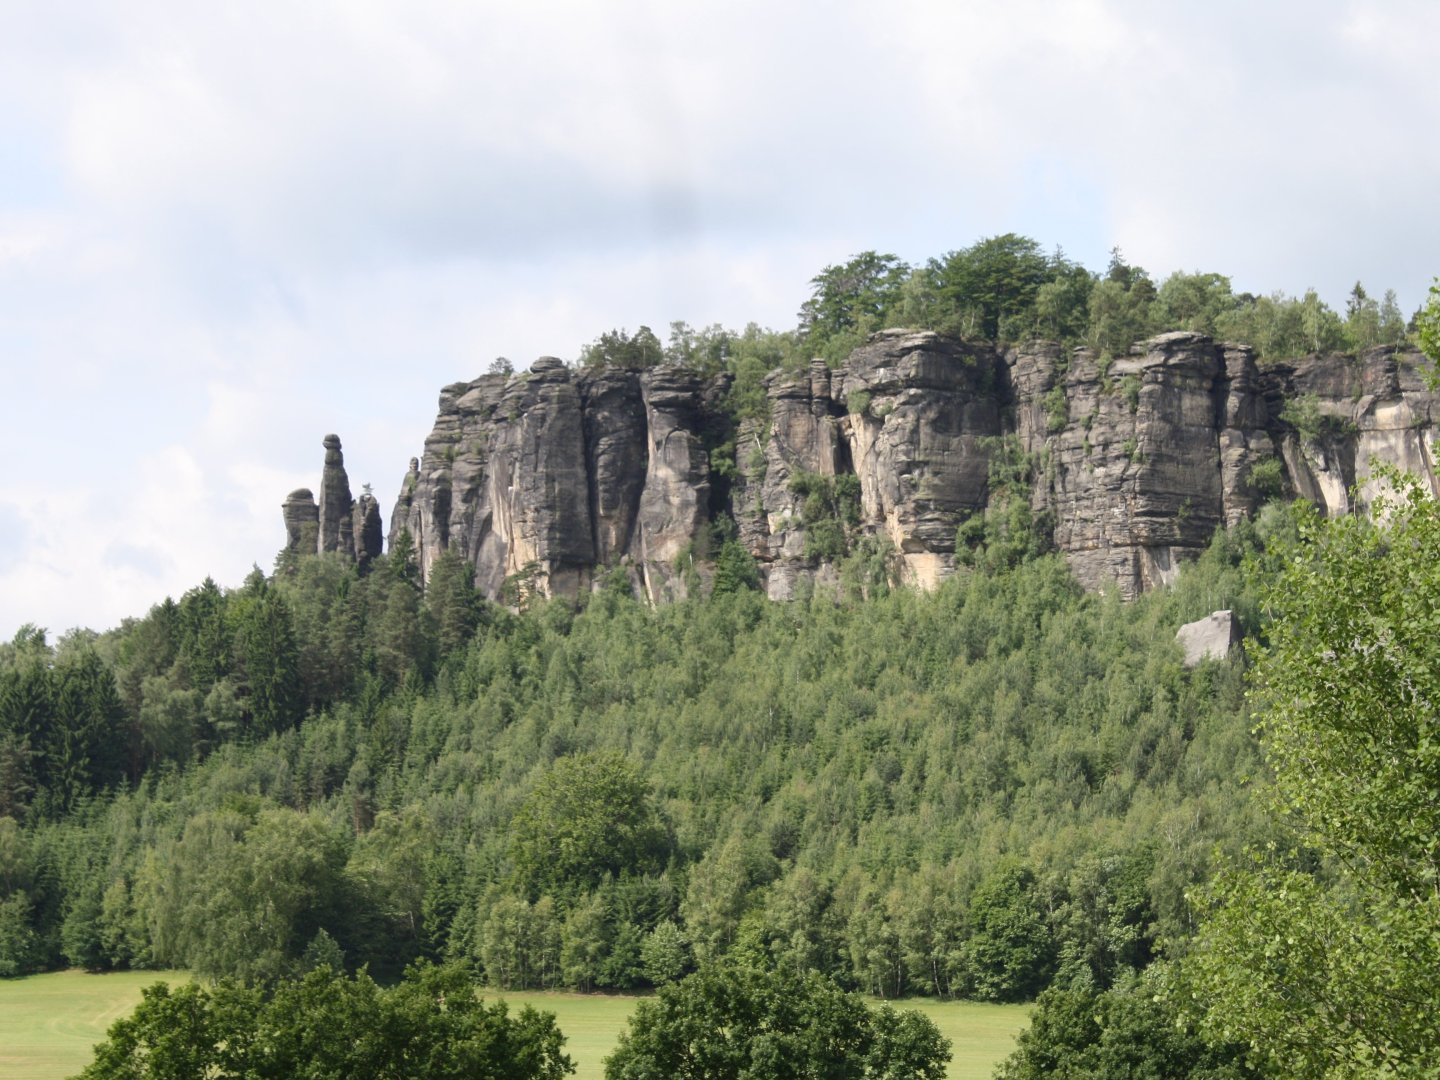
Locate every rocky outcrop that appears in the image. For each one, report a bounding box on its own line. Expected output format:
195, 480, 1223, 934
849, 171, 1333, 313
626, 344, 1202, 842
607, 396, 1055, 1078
387, 359, 716, 603
1177, 610, 1239, 667
352, 493, 383, 569
842, 331, 1005, 589
290, 332, 1436, 603
282, 489, 320, 554
318, 434, 355, 559
1011, 337, 1440, 595
1013, 333, 1243, 596
281, 435, 380, 568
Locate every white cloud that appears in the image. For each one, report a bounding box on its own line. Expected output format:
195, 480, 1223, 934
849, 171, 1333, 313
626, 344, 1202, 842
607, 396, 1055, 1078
2, 0, 1438, 634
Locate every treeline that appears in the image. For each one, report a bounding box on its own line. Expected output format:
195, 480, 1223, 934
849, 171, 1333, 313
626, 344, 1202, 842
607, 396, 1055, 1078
575, 236, 1417, 423
0, 509, 1285, 1000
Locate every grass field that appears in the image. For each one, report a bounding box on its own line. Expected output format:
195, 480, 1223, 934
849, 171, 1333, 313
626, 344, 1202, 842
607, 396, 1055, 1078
0, 970, 1029, 1080
498, 992, 1030, 1080
0, 969, 191, 1080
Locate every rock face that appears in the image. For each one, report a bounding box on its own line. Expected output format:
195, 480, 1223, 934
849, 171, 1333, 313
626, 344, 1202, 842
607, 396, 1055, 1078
387, 359, 716, 603
1177, 610, 1239, 667
1011, 337, 1440, 596
352, 493, 383, 569
1012, 333, 1249, 596
730, 332, 1004, 596
313, 332, 1439, 603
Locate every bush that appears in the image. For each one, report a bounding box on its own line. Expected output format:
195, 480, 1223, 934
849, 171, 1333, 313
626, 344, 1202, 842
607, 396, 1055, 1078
1246, 457, 1285, 501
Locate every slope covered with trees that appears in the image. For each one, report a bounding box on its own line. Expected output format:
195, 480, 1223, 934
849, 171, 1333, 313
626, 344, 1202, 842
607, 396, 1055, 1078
0, 512, 1277, 1003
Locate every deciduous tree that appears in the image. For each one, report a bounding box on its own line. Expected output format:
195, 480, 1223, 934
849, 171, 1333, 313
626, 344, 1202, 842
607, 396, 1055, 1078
604, 959, 948, 1080
1184, 475, 1440, 1074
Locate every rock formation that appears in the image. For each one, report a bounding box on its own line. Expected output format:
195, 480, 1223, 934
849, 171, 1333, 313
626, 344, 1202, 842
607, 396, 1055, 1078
282, 488, 319, 554
281, 434, 382, 566
318, 434, 355, 559
273, 332, 1436, 603
387, 358, 715, 603
1176, 610, 1239, 667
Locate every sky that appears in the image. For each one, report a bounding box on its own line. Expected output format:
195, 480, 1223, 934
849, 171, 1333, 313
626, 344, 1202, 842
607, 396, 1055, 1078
3, 0, 1438, 636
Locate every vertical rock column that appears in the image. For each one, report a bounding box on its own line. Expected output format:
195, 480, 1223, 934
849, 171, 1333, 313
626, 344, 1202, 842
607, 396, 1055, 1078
318, 433, 356, 559
352, 493, 383, 568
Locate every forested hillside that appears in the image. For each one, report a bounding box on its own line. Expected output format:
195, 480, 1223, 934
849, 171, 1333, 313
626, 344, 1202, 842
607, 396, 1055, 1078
1, 505, 1276, 1001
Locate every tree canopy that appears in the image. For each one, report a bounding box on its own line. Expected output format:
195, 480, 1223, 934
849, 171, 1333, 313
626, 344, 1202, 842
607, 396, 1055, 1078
1183, 477, 1440, 1074
603, 959, 949, 1080
77, 962, 574, 1080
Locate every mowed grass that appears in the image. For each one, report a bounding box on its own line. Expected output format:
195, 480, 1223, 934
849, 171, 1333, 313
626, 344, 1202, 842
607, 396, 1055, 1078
496, 990, 1029, 1080
1, 971, 1028, 1080
0, 968, 191, 1080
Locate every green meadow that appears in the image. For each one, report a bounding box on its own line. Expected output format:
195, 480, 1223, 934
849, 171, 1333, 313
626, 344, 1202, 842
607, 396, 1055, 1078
0, 969, 191, 1080
0, 970, 1028, 1080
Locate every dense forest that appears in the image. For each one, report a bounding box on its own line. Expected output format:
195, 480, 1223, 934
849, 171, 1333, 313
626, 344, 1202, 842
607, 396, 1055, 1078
0, 526, 1270, 996
4, 238, 1440, 1075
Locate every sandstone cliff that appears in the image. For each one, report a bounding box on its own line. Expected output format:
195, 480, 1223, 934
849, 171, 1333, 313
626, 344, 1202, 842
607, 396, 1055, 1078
386, 360, 717, 603
286, 334, 1438, 601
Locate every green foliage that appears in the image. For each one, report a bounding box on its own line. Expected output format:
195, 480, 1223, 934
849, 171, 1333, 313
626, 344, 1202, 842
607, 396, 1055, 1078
1213, 288, 1346, 362
0, 630, 129, 817
997, 975, 1257, 1079
2, 510, 1274, 998
726, 324, 800, 421
663, 321, 732, 374
425, 549, 486, 659
603, 959, 949, 1080
1029, 255, 1097, 345
1417, 278, 1440, 383
957, 438, 1053, 574
928, 234, 1054, 343
788, 470, 862, 561
1086, 250, 1158, 358
228, 572, 302, 738
1279, 392, 1354, 440
711, 540, 760, 596
508, 752, 672, 899
136, 805, 349, 985
1119, 374, 1141, 414
1184, 475, 1440, 1074
75, 963, 574, 1080
965, 860, 1053, 1002
799, 252, 910, 362
581, 326, 663, 369
1043, 383, 1069, 433
1245, 457, 1285, 502
1340, 281, 1407, 351
1153, 271, 1237, 337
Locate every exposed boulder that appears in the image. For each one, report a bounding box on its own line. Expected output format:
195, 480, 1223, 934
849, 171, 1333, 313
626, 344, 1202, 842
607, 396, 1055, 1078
1176, 610, 1239, 667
